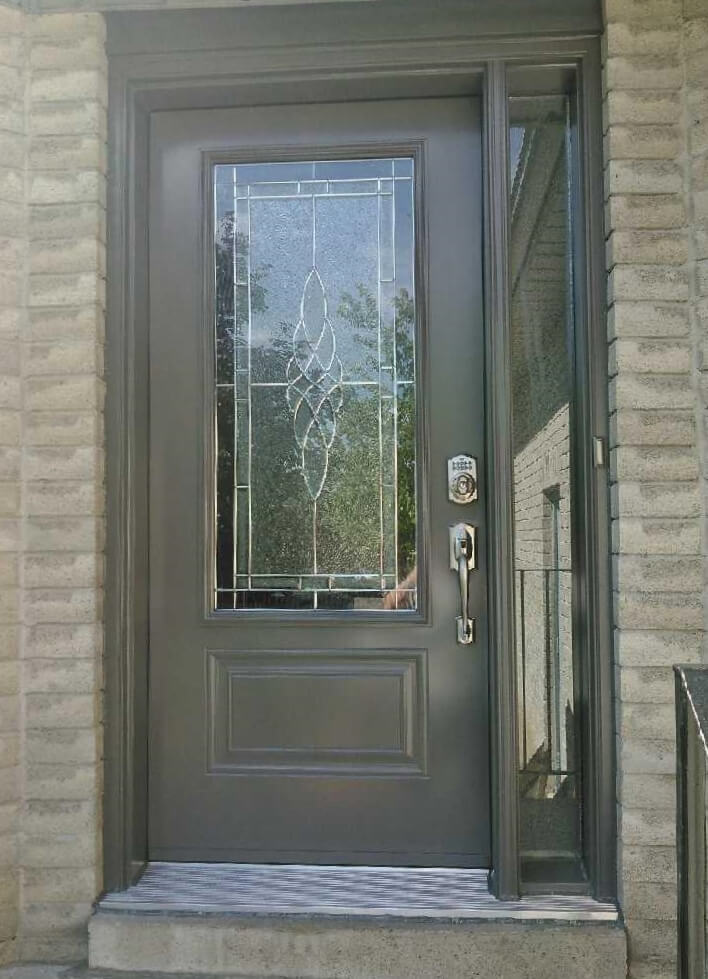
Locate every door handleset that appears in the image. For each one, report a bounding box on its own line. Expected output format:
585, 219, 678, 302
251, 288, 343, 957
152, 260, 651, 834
449, 523, 477, 645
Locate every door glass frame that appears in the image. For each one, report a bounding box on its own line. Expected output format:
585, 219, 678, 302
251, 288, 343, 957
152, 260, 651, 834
105, 22, 614, 903
203, 142, 431, 623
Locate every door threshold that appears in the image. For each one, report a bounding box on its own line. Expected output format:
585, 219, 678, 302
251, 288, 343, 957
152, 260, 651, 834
98, 862, 618, 921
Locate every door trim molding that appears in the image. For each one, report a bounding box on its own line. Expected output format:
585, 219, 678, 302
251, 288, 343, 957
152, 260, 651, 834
105, 15, 613, 900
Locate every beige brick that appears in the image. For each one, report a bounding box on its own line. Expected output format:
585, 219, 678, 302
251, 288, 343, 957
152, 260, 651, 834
29, 273, 105, 309
625, 919, 676, 964
610, 408, 694, 443
609, 339, 693, 378
0, 555, 18, 587
610, 265, 689, 302
604, 55, 682, 91
610, 374, 693, 411
20, 900, 93, 936
23, 553, 102, 589
30, 35, 106, 72
29, 170, 104, 208
620, 738, 675, 774
30, 69, 106, 106
25, 481, 103, 517
25, 376, 103, 412
25, 728, 99, 766
21, 833, 96, 871
23, 798, 97, 838
29, 100, 106, 138
622, 882, 676, 920
0, 589, 19, 625
24, 623, 102, 660
613, 516, 700, 554
612, 479, 701, 518
615, 628, 702, 665
27, 305, 104, 342
24, 692, 97, 730
24, 446, 102, 482
30, 238, 104, 275
619, 665, 675, 703
605, 192, 686, 229
22, 867, 98, 905
605, 90, 682, 127
29, 202, 106, 242
23, 588, 101, 626
23, 658, 98, 696
25, 412, 99, 447
615, 554, 702, 591
0, 485, 20, 518
0, 628, 18, 661
25, 763, 97, 802
605, 124, 681, 160
622, 845, 676, 884
614, 590, 704, 629
29, 11, 106, 40
620, 807, 675, 846
604, 0, 681, 24
607, 230, 688, 266
26, 516, 102, 553
0, 663, 17, 697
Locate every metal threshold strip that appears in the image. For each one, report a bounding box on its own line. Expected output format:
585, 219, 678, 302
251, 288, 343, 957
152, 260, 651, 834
99, 863, 619, 922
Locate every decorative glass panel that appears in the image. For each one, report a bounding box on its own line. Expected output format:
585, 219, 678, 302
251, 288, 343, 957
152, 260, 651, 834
509, 96, 583, 883
213, 158, 418, 611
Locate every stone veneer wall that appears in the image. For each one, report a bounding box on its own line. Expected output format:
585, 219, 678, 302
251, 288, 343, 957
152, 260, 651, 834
0, 3, 106, 962
0, 0, 704, 971
604, 0, 707, 975
0, 4, 25, 966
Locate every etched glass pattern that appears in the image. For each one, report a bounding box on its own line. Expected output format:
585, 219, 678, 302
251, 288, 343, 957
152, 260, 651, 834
213, 158, 418, 611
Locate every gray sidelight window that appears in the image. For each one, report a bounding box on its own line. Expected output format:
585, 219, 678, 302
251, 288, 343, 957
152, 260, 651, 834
509, 94, 584, 888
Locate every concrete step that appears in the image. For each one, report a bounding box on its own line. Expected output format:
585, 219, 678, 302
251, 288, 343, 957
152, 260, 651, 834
88, 911, 627, 979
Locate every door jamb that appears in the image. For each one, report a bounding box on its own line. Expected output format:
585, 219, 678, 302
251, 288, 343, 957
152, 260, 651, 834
104, 26, 612, 902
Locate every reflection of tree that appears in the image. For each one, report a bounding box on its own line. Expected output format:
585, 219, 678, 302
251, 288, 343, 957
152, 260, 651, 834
215, 212, 417, 606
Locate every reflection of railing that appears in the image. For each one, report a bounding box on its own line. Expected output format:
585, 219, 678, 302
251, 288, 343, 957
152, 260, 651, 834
675, 666, 708, 978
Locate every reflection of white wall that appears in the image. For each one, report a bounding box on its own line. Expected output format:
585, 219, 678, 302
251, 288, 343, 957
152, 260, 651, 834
514, 404, 574, 793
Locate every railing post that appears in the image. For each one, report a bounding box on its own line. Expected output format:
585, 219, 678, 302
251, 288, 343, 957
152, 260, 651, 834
676, 666, 707, 979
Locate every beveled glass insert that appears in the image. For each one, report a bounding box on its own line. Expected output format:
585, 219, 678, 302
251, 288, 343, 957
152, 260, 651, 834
213, 158, 418, 611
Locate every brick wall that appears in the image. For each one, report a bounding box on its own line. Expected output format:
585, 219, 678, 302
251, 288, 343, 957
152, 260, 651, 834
603, 0, 707, 975
0, 0, 702, 972
0, 4, 25, 966
0, 4, 106, 963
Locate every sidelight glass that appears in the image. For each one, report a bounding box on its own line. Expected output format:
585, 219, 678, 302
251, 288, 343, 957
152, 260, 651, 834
509, 96, 583, 883
213, 158, 418, 611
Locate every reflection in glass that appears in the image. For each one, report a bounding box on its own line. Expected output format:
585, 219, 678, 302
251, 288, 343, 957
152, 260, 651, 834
213, 159, 418, 611
509, 97, 582, 882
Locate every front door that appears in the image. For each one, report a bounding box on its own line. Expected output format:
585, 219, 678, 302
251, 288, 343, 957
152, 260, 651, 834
148, 98, 489, 866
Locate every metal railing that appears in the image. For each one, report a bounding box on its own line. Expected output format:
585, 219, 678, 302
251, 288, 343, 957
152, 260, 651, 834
675, 666, 708, 978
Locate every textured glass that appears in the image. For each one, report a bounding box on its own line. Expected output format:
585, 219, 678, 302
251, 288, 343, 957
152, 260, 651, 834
214, 159, 418, 611
509, 97, 582, 880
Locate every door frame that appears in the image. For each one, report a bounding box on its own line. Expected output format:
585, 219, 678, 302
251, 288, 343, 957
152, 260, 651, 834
103, 10, 613, 902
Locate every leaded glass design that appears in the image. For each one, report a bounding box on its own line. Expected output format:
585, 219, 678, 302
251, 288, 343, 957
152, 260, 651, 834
213, 158, 418, 611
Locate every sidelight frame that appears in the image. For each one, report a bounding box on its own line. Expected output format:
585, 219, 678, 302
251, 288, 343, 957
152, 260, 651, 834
104, 9, 613, 903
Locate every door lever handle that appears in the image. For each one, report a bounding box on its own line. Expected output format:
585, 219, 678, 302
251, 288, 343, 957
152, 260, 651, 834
449, 523, 476, 645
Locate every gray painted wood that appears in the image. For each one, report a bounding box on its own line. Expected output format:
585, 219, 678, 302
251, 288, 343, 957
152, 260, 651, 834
148, 97, 489, 864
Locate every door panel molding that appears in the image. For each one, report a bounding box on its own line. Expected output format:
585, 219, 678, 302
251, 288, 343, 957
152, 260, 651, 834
105, 12, 612, 900
207, 649, 428, 776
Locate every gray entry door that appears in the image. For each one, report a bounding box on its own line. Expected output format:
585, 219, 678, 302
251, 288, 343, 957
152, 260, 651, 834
148, 98, 489, 865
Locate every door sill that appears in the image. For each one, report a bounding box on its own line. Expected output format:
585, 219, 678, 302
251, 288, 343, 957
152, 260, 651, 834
98, 862, 618, 921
